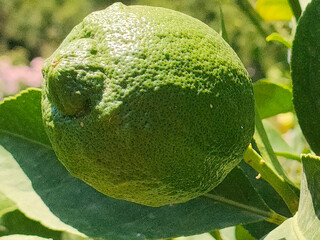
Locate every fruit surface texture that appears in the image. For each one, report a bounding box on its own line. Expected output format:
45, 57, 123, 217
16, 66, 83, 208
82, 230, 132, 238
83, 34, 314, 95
41, 2, 255, 207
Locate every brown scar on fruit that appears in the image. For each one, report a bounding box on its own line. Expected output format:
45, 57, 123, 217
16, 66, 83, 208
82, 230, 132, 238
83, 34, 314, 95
51, 58, 61, 67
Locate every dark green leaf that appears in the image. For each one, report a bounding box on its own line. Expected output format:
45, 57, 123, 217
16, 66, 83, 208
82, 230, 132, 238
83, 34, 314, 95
291, 0, 320, 155
0, 89, 277, 240
240, 161, 292, 239
254, 80, 293, 119
262, 154, 320, 239
243, 221, 277, 239
287, 0, 302, 20
0, 210, 61, 239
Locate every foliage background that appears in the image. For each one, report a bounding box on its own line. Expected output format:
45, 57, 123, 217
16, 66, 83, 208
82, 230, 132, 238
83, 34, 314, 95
0, 0, 291, 98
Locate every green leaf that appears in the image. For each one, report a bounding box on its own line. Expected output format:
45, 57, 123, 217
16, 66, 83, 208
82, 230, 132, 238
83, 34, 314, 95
291, 0, 320, 155
0, 89, 85, 236
253, 80, 293, 119
262, 121, 294, 155
0, 235, 52, 240
0, 88, 50, 146
235, 225, 255, 240
219, 5, 229, 43
266, 33, 292, 48
0, 89, 281, 240
295, 155, 320, 238
0, 210, 61, 239
0, 192, 16, 218
240, 160, 292, 239
243, 221, 277, 239
262, 154, 320, 239
255, 0, 293, 21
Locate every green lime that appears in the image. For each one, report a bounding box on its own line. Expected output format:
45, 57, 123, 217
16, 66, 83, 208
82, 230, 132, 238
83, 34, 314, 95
41, 2, 254, 207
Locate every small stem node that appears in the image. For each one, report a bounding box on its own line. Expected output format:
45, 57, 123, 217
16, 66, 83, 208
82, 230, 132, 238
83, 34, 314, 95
244, 145, 299, 215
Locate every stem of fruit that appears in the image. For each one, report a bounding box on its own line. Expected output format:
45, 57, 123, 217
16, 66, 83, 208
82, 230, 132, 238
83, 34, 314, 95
254, 105, 297, 188
244, 145, 299, 215
274, 152, 301, 162
204, 192, 287, 225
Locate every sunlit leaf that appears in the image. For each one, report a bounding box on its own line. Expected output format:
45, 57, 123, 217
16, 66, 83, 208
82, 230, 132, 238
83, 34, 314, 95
266, 33, 292, 48
255, 0, 293, 21
0, 235, 51, 240
254, 80, 293, 119
262, 120, 295, 155
174, 233, 214, 240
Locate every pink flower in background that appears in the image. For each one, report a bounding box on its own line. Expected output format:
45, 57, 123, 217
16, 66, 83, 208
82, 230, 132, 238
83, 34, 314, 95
0, 57, 44, 99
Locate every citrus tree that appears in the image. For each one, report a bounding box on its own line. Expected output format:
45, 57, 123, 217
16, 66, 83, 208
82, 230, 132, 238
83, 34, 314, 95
0, 0, 319, 240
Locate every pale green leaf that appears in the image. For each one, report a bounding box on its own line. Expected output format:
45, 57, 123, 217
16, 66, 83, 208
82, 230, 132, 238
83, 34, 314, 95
0, 88, 50, 146
255, 0, 293, 21
0, 192, 16, 218
300, 0, 312, 10
0, 145, 84, 237
235, 225, 256, 240
295, 155, 320, 238
262, 120, 294, 154
254, 80, 293, 119
219, 5, 229, 43
219, 227, 236, 240
266, 33, 292, 48
0, 89, 85, 237
174, 233, 215, 240
0, 235, 52, 240
262, 154, 320, 239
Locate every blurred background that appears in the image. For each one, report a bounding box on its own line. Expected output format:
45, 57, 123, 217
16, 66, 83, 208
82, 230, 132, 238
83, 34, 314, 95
0, 0, 292, 100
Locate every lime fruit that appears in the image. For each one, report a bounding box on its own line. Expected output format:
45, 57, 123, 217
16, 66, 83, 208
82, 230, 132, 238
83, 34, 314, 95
41, 2, 254, 207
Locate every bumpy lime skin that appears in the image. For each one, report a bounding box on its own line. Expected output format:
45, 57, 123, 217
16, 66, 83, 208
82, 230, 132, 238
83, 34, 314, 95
41, 2, 255, 207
